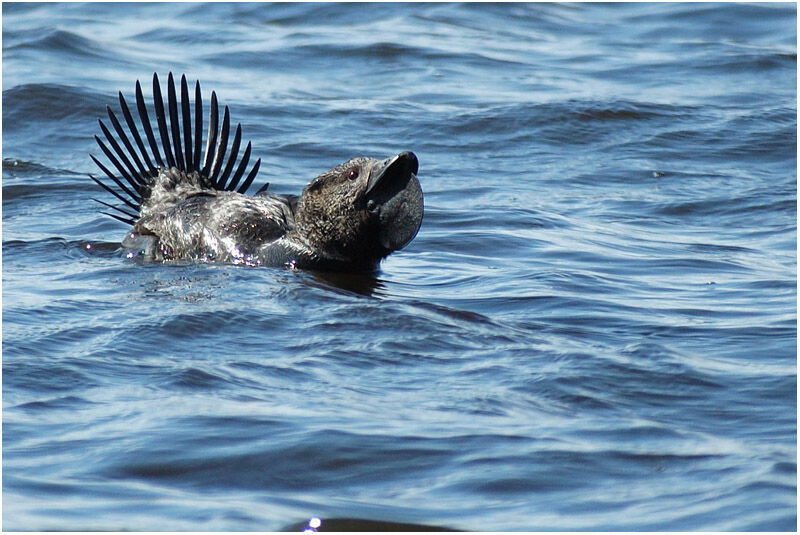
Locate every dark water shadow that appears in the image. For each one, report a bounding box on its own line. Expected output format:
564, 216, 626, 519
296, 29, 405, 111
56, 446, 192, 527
307, 269, 386, 297
287, 517, 458, 532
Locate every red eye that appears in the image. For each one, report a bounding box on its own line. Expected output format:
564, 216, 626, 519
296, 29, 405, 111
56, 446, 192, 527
348, 169, 359, 180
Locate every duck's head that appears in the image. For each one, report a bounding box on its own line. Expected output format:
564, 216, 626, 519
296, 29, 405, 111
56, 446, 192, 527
295, 151, 423, 269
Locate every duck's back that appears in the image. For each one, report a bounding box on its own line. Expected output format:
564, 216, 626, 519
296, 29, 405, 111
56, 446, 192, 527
130, 171, 298, 263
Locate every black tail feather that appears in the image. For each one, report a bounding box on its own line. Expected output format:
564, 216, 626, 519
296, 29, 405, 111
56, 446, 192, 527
118, 90, 155, 171
91, 147, 142, 203
98, 119, 144, 191
180, 75, 193, 172
237, 157, 262, 194
255, 180, 271, 195
152, 73, 175, 169
105, 105, 148, 181
89, 72, 266, 225
217, 123, 242, 189
93, 198, 138, 221
193, 80, 203, 172
202, 91, 219, 178
135, 80, 164, 168
101, 210, 137, 226
167, 72, 185, 171
89, 174, 139, 211
208, 106, 230, 187
227, 138, 251, 192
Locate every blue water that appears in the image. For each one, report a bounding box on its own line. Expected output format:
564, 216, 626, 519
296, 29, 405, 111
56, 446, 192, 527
2, 2, 796, 531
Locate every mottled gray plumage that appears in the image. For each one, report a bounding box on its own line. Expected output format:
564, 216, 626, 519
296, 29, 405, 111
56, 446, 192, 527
90, 73, 423, 271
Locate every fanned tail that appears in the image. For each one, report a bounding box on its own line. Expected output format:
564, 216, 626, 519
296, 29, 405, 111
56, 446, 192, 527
89, 72, 267, 225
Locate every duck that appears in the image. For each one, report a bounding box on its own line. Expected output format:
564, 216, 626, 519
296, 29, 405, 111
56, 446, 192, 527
90, 72, 423, 271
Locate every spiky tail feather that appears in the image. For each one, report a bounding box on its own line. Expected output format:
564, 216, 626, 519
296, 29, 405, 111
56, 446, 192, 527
89, 72, 269, 225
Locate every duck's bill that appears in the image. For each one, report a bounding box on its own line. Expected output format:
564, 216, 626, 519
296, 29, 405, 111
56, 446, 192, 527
366, 151, 424, 251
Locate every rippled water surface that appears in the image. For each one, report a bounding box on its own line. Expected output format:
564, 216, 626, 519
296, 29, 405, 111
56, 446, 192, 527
3, 2, 796, 531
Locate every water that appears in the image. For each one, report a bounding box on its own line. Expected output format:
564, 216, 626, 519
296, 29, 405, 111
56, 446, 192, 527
2, 2, 796, 531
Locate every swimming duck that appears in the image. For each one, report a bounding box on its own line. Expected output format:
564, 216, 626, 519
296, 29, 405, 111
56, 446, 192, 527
90, 73, 423, 271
